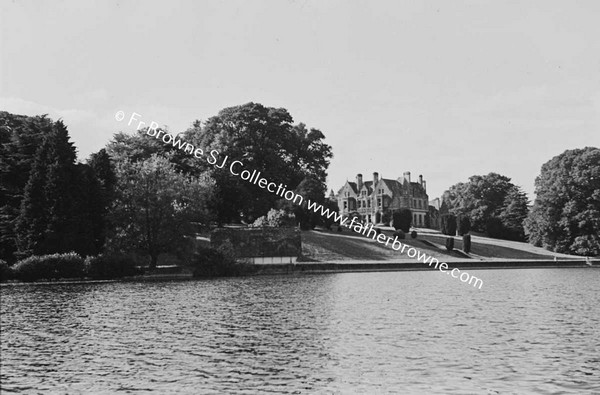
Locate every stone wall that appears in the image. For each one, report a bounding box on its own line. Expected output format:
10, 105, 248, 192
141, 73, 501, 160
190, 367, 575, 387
211, 227, 302, 264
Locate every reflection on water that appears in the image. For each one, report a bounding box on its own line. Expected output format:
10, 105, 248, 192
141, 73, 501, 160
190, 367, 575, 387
1, 269, 599, 393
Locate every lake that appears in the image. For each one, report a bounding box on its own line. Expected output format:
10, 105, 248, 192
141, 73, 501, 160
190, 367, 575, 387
1, 269, 599, 393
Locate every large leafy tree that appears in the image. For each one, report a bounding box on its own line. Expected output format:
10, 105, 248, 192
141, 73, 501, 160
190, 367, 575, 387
442, 173, 529, 239
291, 176, 327, 230
182, 103, 333, 223
108, 155, 214, 268
525, 147, 600, 256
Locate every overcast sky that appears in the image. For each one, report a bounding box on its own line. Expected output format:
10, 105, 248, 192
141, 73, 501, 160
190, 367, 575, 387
1, 0, 599, 200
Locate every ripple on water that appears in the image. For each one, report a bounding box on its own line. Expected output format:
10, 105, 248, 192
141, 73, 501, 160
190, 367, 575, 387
1, 269, 600, 393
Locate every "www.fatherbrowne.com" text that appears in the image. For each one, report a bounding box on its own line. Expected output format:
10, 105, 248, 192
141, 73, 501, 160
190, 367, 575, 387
117, 111, 483, 289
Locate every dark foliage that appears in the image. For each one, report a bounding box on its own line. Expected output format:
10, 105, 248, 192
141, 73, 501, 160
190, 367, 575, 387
84, 254, 140, 279
292, 177, 327, 230
190, 247, 257, 277
0, 112, 55, 262
462, 234, 472, 253
393, 209, 412, 232
525, 147, 600, 255
12, 252, 85, 282
442, 173, 528, 239
13, 120, 108, 258
457, 215, 471, 236
0, 259, 13, 281
411, 230, 417, 239
440, 214, 457, 236
485, 216, 524, 240
445, 237, 454, 251
181, 104, 333, 223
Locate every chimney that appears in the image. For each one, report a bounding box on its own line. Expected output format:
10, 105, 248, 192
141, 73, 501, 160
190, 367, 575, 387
419, 175, 423, 185
373, 172, 379, 185
423, 180, 427, 192
403, 171, 411, 183
356, 173, 363, 190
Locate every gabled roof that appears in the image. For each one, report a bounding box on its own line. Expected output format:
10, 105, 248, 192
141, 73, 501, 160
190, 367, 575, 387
380, 178, 403, 195
337, 181, 358, 195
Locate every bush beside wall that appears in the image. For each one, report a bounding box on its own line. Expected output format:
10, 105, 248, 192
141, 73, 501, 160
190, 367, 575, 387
190, 247, 257, 278
12, 252, 85, 282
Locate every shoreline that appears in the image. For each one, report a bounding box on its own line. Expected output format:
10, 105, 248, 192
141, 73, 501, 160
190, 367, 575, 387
254, 259, 597, 275
1, 259, 597, 286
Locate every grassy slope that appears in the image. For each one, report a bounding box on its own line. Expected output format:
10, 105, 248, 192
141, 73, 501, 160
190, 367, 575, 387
301, 228, 568, 262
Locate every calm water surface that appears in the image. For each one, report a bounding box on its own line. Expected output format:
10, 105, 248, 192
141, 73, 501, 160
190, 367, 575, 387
1, 269, 599, 394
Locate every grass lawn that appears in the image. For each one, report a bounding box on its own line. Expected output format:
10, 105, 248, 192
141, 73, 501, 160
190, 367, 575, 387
301, 227, 568, 262
301, 228, 460, 261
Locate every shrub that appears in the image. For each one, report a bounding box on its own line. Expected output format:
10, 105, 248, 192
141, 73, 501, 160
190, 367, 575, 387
393, 209, 412, 232
463, 234, 472, 253
338, 225, 343, 232
0, 260, 13, 282
251, 209, 295, 228
13, 252, 84, 282
393, 230, 406, 239
190, 247, 256, 278
441, 214, 457, 236
85, 254, 139, 279
411, 230, 417, 239
376, 227, 382, 235
457, 215, 471, 236
445, 237, 454, 251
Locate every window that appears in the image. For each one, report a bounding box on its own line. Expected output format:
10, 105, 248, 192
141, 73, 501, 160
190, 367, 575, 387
367, 200, 371, 208
378, 198, 382, 208
343, 201, 348, 209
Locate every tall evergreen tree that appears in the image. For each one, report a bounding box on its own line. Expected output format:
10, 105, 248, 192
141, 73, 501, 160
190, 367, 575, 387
0, 112, 54, 262
15, 120, 89, 256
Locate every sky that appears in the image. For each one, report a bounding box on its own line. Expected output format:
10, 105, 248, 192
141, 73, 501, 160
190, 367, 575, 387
1, 0, 599, 201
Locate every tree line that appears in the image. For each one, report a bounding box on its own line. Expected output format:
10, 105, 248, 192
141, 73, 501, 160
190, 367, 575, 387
1, 105, 598, 278
0, 103, 335, 273
440, 147, 600, 256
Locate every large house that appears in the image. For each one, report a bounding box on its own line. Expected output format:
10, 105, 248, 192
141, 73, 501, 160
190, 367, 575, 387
335, 171, 429, 227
